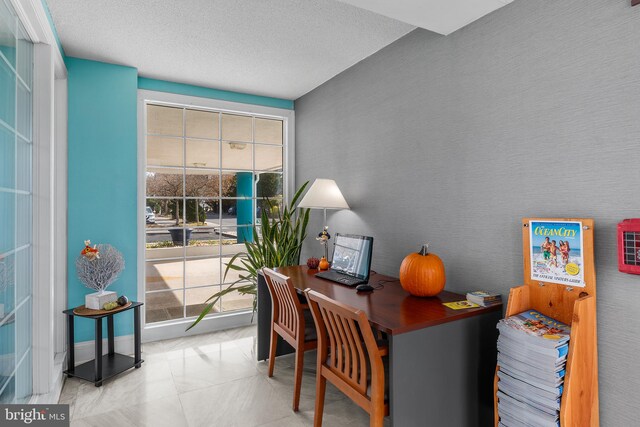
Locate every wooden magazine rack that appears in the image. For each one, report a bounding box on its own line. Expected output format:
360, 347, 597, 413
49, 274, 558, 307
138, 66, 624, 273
494, 218, 599, 426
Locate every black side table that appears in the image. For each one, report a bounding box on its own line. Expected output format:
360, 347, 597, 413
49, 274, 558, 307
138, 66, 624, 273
63, 302, 144, 387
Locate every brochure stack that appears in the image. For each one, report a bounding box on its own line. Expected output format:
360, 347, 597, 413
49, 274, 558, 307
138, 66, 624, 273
496, 310, 571, 427
466, 290, 502, 307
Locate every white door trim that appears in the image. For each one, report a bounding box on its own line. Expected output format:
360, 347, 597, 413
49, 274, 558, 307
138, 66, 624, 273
53, 78, 68, 357
32, 41, 55, 397
11, 0, 66, 78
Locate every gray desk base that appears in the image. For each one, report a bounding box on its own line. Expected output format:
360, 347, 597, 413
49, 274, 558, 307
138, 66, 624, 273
389, 311, 500, 426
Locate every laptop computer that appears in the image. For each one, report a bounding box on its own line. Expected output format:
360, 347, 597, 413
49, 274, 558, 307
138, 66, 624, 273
315, 233, 374, 286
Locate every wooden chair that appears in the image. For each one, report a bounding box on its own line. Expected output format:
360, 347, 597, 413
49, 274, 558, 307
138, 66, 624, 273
262, 268, 318, 411
304, 289, 389, 427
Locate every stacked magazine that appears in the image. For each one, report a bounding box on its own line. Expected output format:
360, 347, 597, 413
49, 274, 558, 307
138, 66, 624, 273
466, 290, 502, 306
496, 310, 571, 427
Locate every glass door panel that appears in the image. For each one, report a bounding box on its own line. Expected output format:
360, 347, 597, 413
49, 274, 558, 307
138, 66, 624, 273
0, 1, 32, 404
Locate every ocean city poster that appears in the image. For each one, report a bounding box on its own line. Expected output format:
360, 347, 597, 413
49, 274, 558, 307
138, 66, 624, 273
529, 220, 585, 287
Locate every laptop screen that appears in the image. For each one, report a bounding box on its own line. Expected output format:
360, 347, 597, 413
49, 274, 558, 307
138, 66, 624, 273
331, 234, 373, 280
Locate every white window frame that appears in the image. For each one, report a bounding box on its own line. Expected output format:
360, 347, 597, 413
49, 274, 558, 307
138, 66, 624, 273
137, 89, 295, 341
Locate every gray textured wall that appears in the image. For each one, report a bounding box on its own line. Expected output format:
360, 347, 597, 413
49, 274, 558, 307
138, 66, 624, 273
295, 0, 640, 424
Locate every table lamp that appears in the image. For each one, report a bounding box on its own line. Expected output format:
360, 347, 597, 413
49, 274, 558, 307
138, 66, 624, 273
297, 179, 350, 264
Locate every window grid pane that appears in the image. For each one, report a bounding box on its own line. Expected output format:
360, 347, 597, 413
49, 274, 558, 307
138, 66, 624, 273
145, 103, 285, 324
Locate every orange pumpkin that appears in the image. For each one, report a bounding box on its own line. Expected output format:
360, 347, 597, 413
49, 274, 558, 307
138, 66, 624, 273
399, 244, 446, 297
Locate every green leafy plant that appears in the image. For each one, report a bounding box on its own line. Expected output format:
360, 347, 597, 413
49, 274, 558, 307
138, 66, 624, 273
187, 181, 310, 331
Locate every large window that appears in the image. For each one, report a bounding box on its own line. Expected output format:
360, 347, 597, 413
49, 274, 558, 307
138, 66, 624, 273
0, 0, 33, 404
144, 103, 286, 324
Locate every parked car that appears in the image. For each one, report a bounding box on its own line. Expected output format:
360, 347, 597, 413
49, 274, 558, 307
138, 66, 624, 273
145, 206, 156, 224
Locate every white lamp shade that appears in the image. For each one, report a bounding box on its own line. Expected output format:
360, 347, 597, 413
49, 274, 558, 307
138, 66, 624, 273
297, 179, 350, 210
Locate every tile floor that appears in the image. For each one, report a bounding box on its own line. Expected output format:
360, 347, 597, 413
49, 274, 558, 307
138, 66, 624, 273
59, 325, 391, 427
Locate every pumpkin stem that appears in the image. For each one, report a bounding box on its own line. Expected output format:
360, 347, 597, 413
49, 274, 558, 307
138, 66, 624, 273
419, 244, 429, 256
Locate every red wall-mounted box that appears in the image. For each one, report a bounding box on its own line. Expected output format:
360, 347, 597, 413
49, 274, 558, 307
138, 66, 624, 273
618, 219, 640, 274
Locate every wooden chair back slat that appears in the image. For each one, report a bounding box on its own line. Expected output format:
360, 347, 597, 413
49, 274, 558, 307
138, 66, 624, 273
339, 315, 354, 379
347, 316, 368, 388
327, 309, 344, 375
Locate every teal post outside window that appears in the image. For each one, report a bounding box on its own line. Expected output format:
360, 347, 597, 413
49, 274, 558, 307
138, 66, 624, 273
236, 172, 254, 243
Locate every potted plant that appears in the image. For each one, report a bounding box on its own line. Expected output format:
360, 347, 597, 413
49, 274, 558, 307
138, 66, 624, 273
187, 182, 310, 330
168, 228, 193, 246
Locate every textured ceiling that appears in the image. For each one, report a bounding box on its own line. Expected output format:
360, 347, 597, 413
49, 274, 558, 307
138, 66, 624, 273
47, 0, 415, 100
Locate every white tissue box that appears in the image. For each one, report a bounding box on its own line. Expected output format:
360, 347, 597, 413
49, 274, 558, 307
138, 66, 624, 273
85, 291, 117, 310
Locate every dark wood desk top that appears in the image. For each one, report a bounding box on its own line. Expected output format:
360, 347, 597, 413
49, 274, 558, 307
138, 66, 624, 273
275, 266, 502, 335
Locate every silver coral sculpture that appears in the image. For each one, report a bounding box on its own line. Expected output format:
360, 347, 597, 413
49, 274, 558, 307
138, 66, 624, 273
76, 244, 125, 293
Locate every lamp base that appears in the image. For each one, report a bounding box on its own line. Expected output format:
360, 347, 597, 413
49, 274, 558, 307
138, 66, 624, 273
318, 225, 331, 262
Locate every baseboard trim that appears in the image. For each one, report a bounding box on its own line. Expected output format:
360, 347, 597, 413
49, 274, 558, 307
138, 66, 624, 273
30, 351, 66, 404
68, 311, 253, 364
143, 310, 253, 343
71, 335, 135, 365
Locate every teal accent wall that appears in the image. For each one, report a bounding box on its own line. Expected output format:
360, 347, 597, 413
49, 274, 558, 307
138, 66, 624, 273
138, 77, 293, 110
67, 57, 138, 342
64, 59, 291, 341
